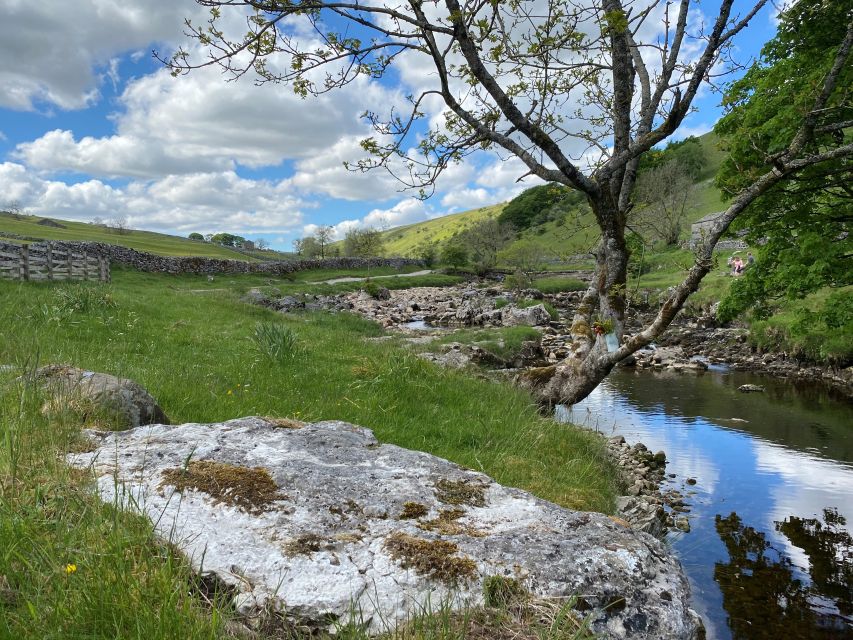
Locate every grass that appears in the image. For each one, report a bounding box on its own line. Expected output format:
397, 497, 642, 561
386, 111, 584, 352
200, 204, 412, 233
433, 327, 543, 362
360, 205, 506, 257
746, 287, 853, 365
532, 277, 587, 294
0, 269, 618, 639
0, 212, 251, 260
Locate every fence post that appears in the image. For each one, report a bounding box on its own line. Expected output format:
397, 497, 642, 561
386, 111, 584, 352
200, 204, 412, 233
20, 244, 29, 281
67, 249, 73, 280
46, 243, 54, 280
99, 257, 107, 282
82, 252, 89, 280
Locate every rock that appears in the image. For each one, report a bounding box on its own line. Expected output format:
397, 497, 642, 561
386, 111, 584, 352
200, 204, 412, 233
240, 288, 269, 306
69, 418, 701, 638
674, 517, 691, 533
738, 384, 765, 393
502, 304, 551, 327
375, 287, 392, 301
33, 365, 168, 429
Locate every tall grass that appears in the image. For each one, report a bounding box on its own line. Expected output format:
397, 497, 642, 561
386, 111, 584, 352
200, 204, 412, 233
0, 270, 618, 639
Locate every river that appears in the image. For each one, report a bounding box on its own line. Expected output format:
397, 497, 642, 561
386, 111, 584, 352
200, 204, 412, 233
557, 365, 852, 639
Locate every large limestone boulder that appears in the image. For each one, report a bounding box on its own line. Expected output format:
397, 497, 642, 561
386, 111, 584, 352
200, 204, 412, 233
35, 365, 168, 429
502, 304, 552, 327
68, 417, 701, 638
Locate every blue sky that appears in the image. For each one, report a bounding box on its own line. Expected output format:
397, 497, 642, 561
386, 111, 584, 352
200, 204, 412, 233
0, 0, 778, 250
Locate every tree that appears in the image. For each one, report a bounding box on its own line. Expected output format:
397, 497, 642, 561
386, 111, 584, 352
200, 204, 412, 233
638, 136, 707, 179
440, 242, 469, 269
498, 183, 582, 231
314, 225, 334, 259
715, 0, 853, 332
343, 227, 385, 258
188, 232, 204, 241
631, 160, 695, 246
165, 0, 853, 405
107, 216, 131, 235
500, 239, 549, 292
3, 201, 24, 220
457, 218, 513, 274
210, 232, 246, 247
295, 236, 321, 258
413, 241, 438, 268
255, 238, 270, 250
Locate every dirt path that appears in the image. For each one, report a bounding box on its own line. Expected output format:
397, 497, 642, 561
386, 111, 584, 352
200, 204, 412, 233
311, 269, 434, 285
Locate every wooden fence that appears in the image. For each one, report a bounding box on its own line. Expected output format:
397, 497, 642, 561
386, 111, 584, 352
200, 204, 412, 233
0, 243, 110, 282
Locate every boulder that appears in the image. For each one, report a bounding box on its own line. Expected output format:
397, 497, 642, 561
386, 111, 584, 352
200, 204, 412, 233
34, 365, 168, 429
738, 384, 765, 393
502, 304, 551, 327
68, 417, 701, 638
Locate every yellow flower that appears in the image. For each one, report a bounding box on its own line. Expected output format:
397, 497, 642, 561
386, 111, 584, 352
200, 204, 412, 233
65, 563, 77, 575
227, 389, 232, 395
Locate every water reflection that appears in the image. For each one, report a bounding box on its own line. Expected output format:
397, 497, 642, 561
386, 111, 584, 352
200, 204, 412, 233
556, 368, 853, 639
715, 509, 851, 639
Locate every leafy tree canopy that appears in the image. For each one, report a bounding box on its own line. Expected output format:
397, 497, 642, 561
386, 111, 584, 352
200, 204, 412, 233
210, 232, 246, 248
498, 183, 584, 231
637, 136, 707, 179
715, 0, 852, 324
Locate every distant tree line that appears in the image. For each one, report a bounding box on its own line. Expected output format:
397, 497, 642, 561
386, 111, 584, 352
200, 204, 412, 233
187, 231, 269, 250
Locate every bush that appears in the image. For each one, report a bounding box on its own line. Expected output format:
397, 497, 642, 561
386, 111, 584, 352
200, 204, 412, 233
252, 322, 298, 361
440, 242, 469, 268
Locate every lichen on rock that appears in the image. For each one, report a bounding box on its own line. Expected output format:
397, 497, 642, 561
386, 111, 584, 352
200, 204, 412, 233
68, 417, 703, 638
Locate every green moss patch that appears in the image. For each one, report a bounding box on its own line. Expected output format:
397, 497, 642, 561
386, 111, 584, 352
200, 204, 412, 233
160, 460, 286, 515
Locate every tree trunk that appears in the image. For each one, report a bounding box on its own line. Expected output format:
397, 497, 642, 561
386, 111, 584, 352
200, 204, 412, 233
518, 194, 634, 407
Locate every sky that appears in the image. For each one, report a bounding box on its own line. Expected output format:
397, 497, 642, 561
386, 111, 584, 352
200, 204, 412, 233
0, 0, 778, 251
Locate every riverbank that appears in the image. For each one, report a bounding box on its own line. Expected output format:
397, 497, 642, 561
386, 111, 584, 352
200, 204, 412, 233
0, 268, 634, 639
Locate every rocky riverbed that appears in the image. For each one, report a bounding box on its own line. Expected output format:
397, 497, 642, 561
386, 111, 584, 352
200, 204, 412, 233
245, 281, 851, 537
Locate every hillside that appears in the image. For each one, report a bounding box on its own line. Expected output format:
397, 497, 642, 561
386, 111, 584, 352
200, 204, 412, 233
376, 132, 727, 259
378, 203, 506, 256
0, 213, 259, 260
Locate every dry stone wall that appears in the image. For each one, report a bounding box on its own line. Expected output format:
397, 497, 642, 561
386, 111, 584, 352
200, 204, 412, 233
22, 241, 422, 276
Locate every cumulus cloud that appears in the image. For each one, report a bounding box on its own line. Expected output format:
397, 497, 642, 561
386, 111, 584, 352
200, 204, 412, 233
0, 0, 204, 111
15, 65, 400, 184
0, 162, 306, 236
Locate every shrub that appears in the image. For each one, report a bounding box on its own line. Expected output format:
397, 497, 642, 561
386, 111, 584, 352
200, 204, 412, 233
252, 322, 298, 361
363, 281, 382, 298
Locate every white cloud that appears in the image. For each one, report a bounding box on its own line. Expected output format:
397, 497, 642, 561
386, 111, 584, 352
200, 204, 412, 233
0, 0, 204, 111
0, 162, 306, 237
15, 66, 399, 182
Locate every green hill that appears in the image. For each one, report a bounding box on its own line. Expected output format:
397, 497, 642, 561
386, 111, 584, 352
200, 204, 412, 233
375, 203, 507, 256
0, 213, 258, 260
374, 131, 727, 260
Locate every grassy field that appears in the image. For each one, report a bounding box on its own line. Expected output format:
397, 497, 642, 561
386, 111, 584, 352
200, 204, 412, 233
0, 212, 252, 260
0, 269, 618, 640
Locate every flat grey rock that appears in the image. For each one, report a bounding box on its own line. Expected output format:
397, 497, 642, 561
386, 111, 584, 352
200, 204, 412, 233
68, 417, 701, 638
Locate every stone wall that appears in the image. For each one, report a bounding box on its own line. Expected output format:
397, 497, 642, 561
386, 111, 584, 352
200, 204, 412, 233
22, 241, 423, 276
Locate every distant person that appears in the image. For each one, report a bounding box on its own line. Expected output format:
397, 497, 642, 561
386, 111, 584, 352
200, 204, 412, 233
727, 254, 735, 274
747, 252, 755, 268
733, 256, 744, 275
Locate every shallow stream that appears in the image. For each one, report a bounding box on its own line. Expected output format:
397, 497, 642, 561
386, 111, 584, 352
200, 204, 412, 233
558, 366, 852, 639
